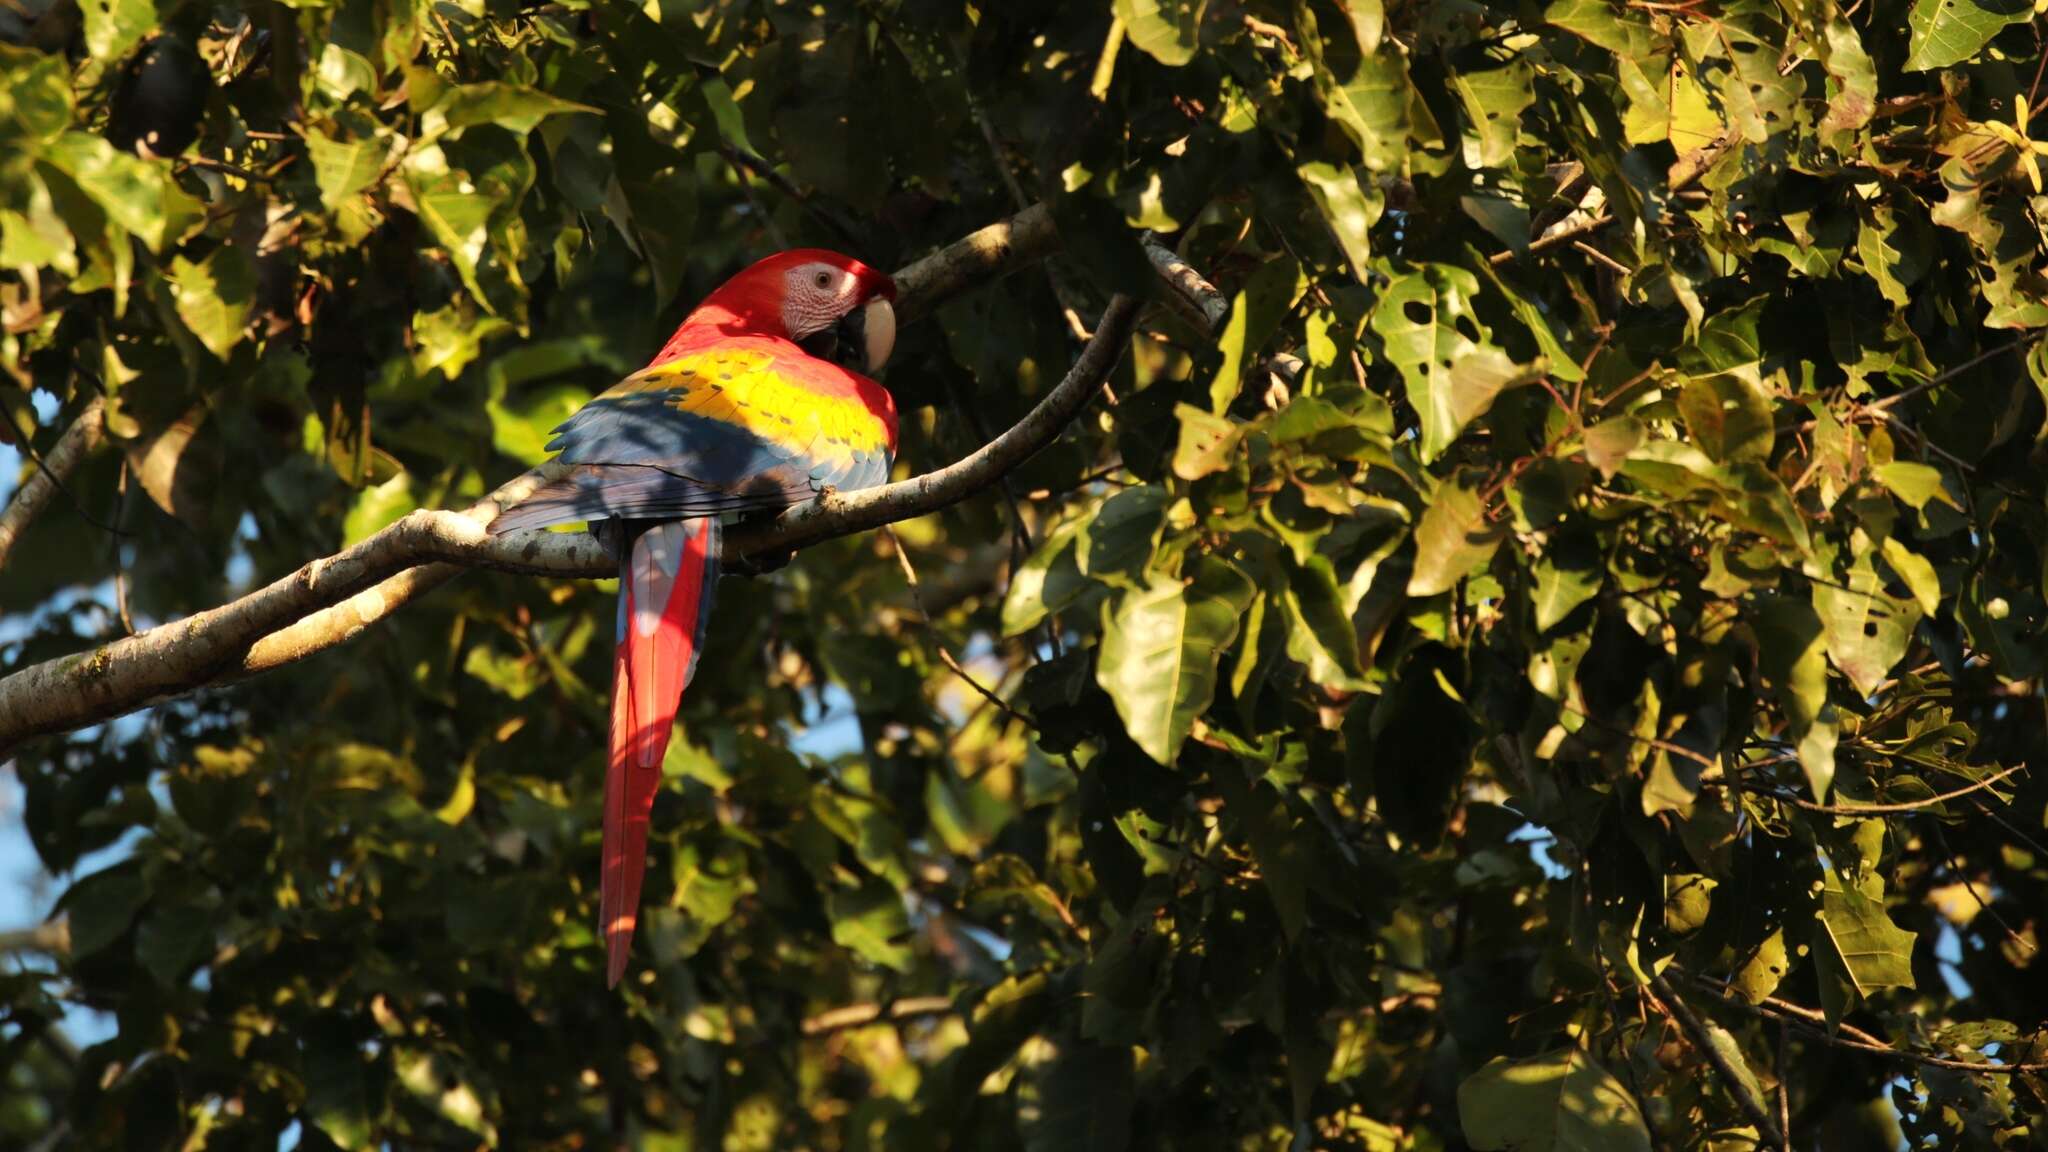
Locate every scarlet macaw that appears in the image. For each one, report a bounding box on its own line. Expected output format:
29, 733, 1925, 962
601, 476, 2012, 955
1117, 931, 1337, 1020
489, 249, 899, 986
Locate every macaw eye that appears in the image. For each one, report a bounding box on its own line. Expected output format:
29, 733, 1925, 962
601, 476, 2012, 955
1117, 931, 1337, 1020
813, 270, 832, 289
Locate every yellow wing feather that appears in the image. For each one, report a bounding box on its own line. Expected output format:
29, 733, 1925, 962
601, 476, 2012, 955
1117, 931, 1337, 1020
614, 348, 888, 469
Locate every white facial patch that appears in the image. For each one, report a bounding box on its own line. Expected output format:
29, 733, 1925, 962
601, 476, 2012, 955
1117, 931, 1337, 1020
781, 262, 859, 338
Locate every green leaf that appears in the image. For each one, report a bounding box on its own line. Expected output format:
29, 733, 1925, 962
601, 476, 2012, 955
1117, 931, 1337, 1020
1282, 555, 1367, 690
1300, 25, 1412, 172
1172, 404, 1242, 479
827, 876, 915, 973
1474, 258, 1583, 381
1370, 265, 1540, 461
1208, 254, 1302, 411
1296, 162, 1383, 283
1079, 486, 1171, 589
1872, 460, 1956, 510
124, 404, 212, 525
1880, 536, 1941, 617
1096, 556, 1256, 765
302, 1020, 376, 1151
306, 130, 391, 212
1530, 529, 1602, 633
1755, 597, 1836, 800
1819, 868, 1918, 995
1665, 873, 1717, 935
82, 0, 159, 65
433, 83, 598, 137
1677, 370, 1774, 462
168, 246, 256, 360
394, 1047, 498, 1144
1406, 477, 1505, 597
1543, 0, 1655, 55
343, 473, 416, 547
402, 138, 534, 317
1004, 516, 1095, 636
1458, 1048, 1653, 1152
664, 836, 755, 958
1020, 1037, 1134, 1152
1451, 59, 1535, 169
59, 861, 147, 957
1115, 0, 1205, 66
1731, 928, 1792, 1004
1904, 0, 2032, 71
1813, 556, 1923, 697
464, 643, 543, 701
1804, 3, 1878, 133
696, 74, 757, 154
1583, 416, 1645, 479
41, 131, 201, 251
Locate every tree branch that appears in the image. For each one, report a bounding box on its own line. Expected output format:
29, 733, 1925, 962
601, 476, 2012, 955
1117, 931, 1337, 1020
0, 259, 1137, 756
800, 994, 956, 1037
1681, 970, 2048, 1076
1649, 972, 1788, 1147
0, 921, 69, 954
1142, 233, 1229, 335
0, 395, 107, 570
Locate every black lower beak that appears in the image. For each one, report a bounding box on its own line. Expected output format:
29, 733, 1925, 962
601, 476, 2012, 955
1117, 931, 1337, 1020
797, 310, 871, 373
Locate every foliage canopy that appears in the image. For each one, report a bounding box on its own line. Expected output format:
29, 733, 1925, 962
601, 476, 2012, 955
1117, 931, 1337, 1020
2, 0, 2048, 1148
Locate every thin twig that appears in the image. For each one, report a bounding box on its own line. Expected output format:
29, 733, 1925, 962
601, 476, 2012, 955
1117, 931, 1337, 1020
1716, 762, 2027, 815
1863, 335, 2041, 414
1571, 238, 1633, 276
973, 105, 1091, 341
885, 525, 1034, 730
1650, 972, 1788, 1147
715, 144, 864, 250
725, 152, 790, 250
112, 458, 133, 634
1928, 820, 2034, 955
1776, 1019, 1791, 1152
1490, 137, 1729, 267
178, 154, 270, 182
1490, 213, 1615, 266
1684, 972, 2048, 1075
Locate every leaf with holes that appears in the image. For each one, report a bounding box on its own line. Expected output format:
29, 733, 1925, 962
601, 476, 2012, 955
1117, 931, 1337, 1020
1814, 555, 1923, 697
1371, 265, 1542, 461
1905, 0, 2032, 71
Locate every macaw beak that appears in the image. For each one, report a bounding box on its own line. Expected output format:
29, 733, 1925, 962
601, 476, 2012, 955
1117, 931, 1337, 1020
799, 296, 896, 375
856, 296, 895, 373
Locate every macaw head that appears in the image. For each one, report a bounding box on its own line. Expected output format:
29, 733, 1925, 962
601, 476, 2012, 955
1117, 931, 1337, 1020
693, 248, 897, 375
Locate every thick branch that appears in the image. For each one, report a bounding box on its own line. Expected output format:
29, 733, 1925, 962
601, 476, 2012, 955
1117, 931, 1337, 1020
0, 289, 1138, 756
0, 396, 106, 569
1142, 234, 1228, 334
891, 203, 1059, 322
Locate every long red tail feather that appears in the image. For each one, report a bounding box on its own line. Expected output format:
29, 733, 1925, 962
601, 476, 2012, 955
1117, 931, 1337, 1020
602, 518, 718, 987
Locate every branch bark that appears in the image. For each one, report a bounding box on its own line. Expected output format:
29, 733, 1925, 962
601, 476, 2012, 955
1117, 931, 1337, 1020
0, 265, 1137, 757
0, 395, 107, 569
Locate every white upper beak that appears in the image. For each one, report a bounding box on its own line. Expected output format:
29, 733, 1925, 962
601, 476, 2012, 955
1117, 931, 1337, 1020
862, 297, 896, 374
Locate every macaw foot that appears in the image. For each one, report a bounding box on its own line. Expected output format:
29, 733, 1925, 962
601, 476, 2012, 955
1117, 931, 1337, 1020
732, 547, 795, 576
589, 519, 629, 564
727, 508, 795, 576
